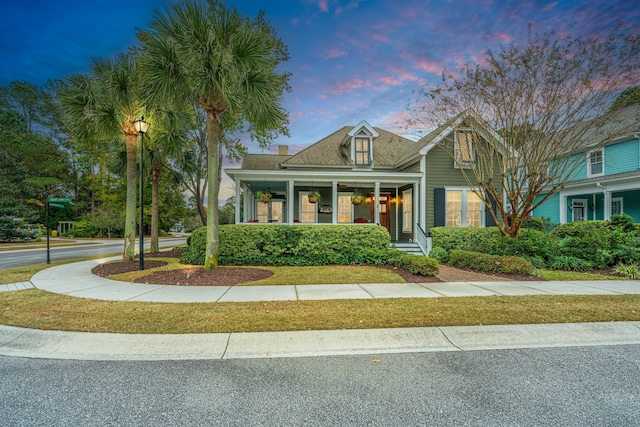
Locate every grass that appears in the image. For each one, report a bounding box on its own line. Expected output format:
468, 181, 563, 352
534, 269, 623, 281
0, 290, 638, 334
0, 257, 108, 285
108, 258, 405, 285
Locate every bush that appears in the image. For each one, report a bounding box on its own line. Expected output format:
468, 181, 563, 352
449, 250, 533, 275
548, 255, 593, 272
182, 224, 392, 266
0, 216, 40, 241
430, 226, 555, 260
428, 246, 449, 264
609, 214, 635, 232
64, 220, 96, 238
388, 253, 439, 276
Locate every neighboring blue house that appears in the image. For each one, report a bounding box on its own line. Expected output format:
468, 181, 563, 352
533, 104, 640, 224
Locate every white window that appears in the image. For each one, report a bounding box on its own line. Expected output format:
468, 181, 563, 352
337, 194, 353, 223
256, 200, 283, 223
446, 189, 484, 227
299, 193, 317, 223
455, 129, 475, 167
402, 189, 412, 232
611, 198, 623, 216
588, 149, 604, 177
354, 136, 371, 166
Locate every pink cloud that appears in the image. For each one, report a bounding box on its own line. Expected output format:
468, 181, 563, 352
542, 2, 557, 12
318, 0, 328, 12
414, 59, 443, 75
331, 77, 365, 94
324, 47, 348, 59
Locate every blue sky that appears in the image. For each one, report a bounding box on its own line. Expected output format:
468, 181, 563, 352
1, 0, 638, 198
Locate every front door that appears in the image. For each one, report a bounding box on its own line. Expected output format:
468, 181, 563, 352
572, 199, 587, 222
371, 193, 391, 233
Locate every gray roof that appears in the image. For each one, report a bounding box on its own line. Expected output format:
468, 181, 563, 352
241, 154, 291, 170
281, 126, 416, 168
571, 104, 640, 150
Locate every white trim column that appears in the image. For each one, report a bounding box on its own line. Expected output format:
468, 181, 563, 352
332, 181, 338, 224
235, 180, 241, 223
414, 181, 421, 235
419, 157, 426, 229
374, 182, 380, 225
559, 194, 567, 224
287, 180, 295, 223
603, 190, 612, 220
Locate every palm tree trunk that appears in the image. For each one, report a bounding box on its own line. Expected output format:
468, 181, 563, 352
150, 167, 160, 253
204, 113, 221, 270
123, 133, 138, 261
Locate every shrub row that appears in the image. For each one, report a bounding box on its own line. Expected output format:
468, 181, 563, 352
431, 214, 640, 270
182, 225, 440, 276
449, 250, 533, 275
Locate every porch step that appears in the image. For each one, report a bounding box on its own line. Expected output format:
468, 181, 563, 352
392, 242, 426, 256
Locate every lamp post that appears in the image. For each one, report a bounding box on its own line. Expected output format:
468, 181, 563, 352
134, 116, 150, 270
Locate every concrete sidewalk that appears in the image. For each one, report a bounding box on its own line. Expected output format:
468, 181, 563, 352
1, 257, 640, 361
21, 257, 640, 302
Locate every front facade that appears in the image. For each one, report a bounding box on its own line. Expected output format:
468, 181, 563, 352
532, 105, 640, 224
224, 112, 504, 249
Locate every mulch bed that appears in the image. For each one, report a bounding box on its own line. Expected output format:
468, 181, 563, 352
135, 267, 274, 286
91, 261, 169, 277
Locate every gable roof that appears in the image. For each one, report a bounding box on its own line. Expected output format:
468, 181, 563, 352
395, 109, 508, 168
280, 124, 415, 168
568, 103, 640, 151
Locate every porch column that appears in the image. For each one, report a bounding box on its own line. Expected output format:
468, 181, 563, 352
244, 187, 254, 222
559, 194, 567, 224
419, 157, 426, 229
374, 182, 380, 225
287, 180, 295, 223
415, 181, 421, 235
235, 180, 241, 224
332, 181, 338, 224
603, 190, 612, 220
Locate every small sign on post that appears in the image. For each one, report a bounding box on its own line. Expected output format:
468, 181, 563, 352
46, 198, 72, 264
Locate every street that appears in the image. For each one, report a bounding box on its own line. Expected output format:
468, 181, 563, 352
2, 345, 639, 426
0, 237, 187, 269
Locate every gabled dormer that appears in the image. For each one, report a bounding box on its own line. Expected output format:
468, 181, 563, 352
341, 120, 379, 167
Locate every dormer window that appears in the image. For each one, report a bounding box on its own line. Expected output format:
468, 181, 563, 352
354, 136, 371, 166
455, 129, 475, 167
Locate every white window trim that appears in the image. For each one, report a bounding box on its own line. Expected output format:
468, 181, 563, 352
571, 199, 587, 222
445, 187, 485, 227
611, 197, 624, 216
353, 134, 373, 167
402, 189, 412, 233
299, 192, 318, 223
454, 128, 475, 169
587, 148, 604, 178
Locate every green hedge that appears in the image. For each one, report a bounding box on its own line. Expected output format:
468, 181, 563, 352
449, 250, 533, 275
430, 226, 555, 260
182, 224, 393, 266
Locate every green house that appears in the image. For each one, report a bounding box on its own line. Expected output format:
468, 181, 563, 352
225, 111, 506, 252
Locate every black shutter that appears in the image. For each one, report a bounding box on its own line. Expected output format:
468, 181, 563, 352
485, 191, 497, 227
434, 188, 445, 227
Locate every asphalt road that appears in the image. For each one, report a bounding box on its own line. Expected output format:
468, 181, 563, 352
2, 345, 639, 426
0, 237, 187, 270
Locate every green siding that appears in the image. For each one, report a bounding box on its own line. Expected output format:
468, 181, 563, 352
606, 139, 640, 175
424, 134, 501, 231
533, 193, 560, 223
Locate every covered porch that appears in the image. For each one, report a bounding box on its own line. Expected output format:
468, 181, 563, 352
225, 169, 423, 242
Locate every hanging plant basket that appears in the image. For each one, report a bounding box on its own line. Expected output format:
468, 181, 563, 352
308, 189, 321, 204
351, 188, 364, 205
256, 190, 272, 204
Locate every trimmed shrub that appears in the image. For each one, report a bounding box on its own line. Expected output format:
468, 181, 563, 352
609, 214, 635, 232
449, 250, 533, 275
182, 224, 392, 266
64, 220, 96, 238
431, 226, 555, 260
428, 246, 449, 264
389, 253, 439, 276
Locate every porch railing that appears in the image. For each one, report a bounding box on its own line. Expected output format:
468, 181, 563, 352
415, 224, 432, 256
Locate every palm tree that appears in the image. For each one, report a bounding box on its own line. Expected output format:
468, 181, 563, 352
139, 0, 290, 269
58, 53, 147, 261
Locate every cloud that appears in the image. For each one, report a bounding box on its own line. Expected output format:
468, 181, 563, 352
542, 2, 557, 12
331, 77, 365, 94
318, 0, 328, 12
324, 47, 348, 59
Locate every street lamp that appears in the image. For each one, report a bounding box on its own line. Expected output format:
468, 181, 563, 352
134, 116, 150, 270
